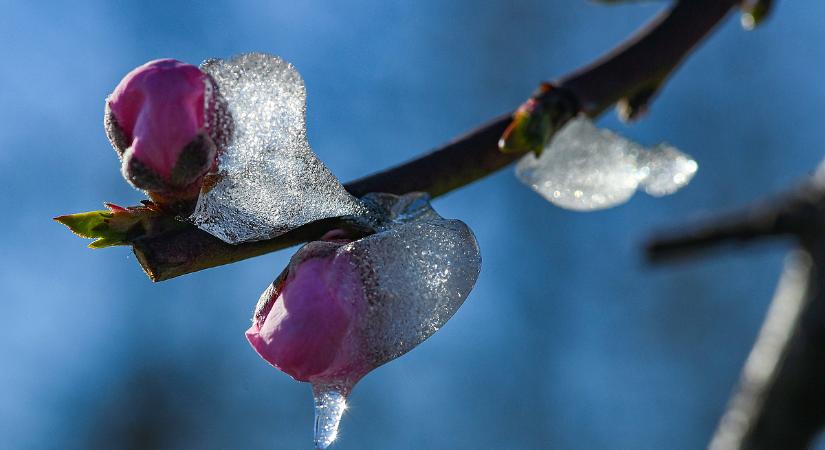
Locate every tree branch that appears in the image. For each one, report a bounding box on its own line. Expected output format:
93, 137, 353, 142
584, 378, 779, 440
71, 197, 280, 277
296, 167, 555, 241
709, 245, 825, 450
646, 179, 825, 262
133, 0, 740, 282
646, 173, 825, 449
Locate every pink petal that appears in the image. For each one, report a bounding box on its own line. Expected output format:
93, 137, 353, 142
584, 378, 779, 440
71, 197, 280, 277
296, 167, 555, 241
246, 254, 369, 384
108, 59, 206, 179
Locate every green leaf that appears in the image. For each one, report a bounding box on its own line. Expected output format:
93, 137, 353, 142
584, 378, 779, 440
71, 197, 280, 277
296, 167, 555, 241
499, 99, 550, 156
88, 237, 127, 249
55, 202, 166, 248
55, 210, 112, 238
499, 84, 579, 157
741, 0, 773, 30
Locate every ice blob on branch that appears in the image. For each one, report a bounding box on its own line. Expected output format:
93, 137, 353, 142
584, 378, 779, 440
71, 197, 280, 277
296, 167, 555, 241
245, 192, 481, 449
515, 115, 697, 211
189, 53, 366, 244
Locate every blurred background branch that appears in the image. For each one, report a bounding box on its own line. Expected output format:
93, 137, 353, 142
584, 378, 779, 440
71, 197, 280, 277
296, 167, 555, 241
134, 0, 740, 282
649, 170, 825, 448
647, 178, 825, 262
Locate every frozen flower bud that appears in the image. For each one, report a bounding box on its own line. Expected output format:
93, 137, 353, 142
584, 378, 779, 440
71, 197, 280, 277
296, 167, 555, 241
246, 193, 481, 388
246, 238, 371, 386
246, 193, 481, 448
105, 59, 228, 205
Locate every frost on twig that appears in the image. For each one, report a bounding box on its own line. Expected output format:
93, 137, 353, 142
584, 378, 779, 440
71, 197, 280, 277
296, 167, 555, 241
515, 115, 697, 211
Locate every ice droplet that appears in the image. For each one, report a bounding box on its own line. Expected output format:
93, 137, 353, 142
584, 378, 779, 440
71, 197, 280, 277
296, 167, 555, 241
347, 192, 482, 368
312, 383, 349, 450
190, 53, 366, 244
515, 115, 697, 211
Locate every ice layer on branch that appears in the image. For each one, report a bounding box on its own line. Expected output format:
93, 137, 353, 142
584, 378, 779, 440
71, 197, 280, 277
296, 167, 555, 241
515, 115, 697, 211
189, 53, 366, 244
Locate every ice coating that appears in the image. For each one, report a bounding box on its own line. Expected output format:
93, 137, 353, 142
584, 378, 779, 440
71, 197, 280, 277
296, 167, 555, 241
189, 53, 366, 243
636, 143, 698, 196
248, 192, 481, 383
346, 192, 482, 368
515, 115, 698, 211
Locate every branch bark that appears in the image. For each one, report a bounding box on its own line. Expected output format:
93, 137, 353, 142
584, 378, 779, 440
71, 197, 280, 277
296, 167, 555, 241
710, 245, 825, 450
647, 179, 825, 262
647, 174, 825, 448
133, 0, 740, 282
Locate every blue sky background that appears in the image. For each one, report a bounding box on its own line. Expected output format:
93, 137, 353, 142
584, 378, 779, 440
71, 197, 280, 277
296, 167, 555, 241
2, 1, 825, 448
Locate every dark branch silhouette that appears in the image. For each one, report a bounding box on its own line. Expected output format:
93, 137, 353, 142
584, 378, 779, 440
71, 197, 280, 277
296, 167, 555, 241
648, 172, 825, 449
647, 177, 825, 261
709, 246, 825, 450
133, 0, 740, 282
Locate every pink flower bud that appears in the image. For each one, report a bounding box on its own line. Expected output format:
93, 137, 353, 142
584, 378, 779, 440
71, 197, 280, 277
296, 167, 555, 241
245, 193, 481, 448
246, 240, 371, 386
105, 59, 226, 204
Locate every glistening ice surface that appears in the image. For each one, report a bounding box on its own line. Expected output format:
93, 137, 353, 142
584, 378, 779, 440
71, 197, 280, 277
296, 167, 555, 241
312, 384, 347, 450
190, 53, 365, 244
515, 115, 698, 211
346, 193, 482, 368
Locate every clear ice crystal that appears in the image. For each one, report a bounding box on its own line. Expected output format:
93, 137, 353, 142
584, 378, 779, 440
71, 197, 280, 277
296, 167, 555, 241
515, 114, 698, 211
345, 193, 482, 368
189, 53, 366, 244
312, 384, 348, 450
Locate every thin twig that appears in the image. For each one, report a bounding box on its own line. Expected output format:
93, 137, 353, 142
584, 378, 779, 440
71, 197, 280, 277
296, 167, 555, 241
133, 0, 740, 282
647, 179, 825, 262
709, 241, 825, 450
647, 167, 825, 448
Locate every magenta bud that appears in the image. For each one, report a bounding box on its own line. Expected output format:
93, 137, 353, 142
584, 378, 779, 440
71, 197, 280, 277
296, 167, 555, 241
246, 239, 371, 385
105, 59, 226, 203
245, 192, 481, 448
